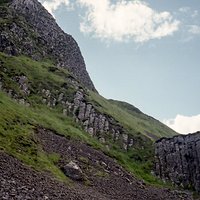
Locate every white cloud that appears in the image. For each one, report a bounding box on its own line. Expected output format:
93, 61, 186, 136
188, 25, 200, 35
78, 0, 180, 43
163, 114, 200, 134
192, 10, 198, 18
179, 7, 190, 13
42, 0, 70, 15
178, 7, 198, 18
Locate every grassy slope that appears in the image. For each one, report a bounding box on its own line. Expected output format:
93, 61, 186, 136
0, 52, 169, 186
88, 92, 177, 140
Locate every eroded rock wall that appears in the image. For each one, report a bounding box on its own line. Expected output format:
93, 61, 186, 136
155, 132, 200, 193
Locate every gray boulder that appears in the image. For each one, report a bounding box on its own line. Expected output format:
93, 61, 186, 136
62, 161, 83, 181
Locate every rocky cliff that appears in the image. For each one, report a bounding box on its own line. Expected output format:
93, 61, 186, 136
155, 132, 200, 193
0, 0, 96, 91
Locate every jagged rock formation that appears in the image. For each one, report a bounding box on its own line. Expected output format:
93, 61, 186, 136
0, 0, 96, 91
155, 132, 200, 193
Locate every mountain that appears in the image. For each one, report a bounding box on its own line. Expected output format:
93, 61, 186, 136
0, 0, 194, 199
0, 0, 96, 91
107, 99, 176, 139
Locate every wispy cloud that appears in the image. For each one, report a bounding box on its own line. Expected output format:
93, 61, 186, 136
178, 7, 198, 18
192, 10, 199, 18
42, 0, 71, 16
176, 6, 200, 43
188, 25, 200, 35
77, 0, 180, 43
163, 114, 200, 134
179, 7, 190, 13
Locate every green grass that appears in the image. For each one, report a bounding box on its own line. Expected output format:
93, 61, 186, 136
0, 92, 66, 181
104, 147, 173, 187
0, 52, 76, 103
0, 91, 104, 181
88, 91, 177, 139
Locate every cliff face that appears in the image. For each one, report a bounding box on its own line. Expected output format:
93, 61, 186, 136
155, 132, 200, 193
0, 0, 96, 91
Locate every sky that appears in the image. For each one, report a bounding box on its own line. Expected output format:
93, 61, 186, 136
39, 0, 200, 134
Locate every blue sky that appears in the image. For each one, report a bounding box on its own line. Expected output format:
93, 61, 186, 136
39, 0, 200, 134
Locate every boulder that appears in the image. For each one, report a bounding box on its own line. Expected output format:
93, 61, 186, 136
62, 161, 83, 181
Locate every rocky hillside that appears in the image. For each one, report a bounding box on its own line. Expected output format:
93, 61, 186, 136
0, 136, 193, 200
155, 132, 200, 193
0, 0, 95, 90
0, 0, 195, 199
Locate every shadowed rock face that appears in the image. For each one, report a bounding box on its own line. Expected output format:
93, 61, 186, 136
155, 132, 200, 193
0, 0, 96, 91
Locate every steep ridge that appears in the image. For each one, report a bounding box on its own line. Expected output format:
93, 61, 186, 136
108, 99, 176, 139
0, 0, 96, 90
155, 132, 200, 193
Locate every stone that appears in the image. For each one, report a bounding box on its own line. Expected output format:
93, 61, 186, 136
42, 99, 47, 104
99, 137, 106, 144
88, 127, 94, 137
84, 104, 92, 120
73, 91, 83, 115
93, 116, 99, 134
63, 109, 67, 116
18, 76, 29, 95
155, 131, 200, 193
52, 98, 57, 107
58, 93, 64, 102
0, 82, 2, 90
18, 99, 25, 105
104, 120, 109, 132
115, 131, 120, 141
89, 112, 95, 125
128, 138, 134, 147
78, 102, 86, 120
62, 161, 83, 181
8, 89, 13, 97
122, 134, 128, 150
45, 90, 50, 97
98, 115, 106, 133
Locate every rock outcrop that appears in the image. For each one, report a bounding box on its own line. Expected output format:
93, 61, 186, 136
0, 70, 136, 151
0, 0, 96, 91
155, 132, 200, 193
